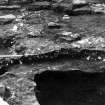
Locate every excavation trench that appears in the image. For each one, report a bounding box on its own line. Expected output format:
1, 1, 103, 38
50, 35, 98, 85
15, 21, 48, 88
35, 70, 105, 105
1, 48, 105, 76
1, 1, 105, 105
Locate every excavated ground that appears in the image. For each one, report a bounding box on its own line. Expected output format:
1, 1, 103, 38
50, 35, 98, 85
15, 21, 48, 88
1, 0, 105, 105
35, 71, 105, 105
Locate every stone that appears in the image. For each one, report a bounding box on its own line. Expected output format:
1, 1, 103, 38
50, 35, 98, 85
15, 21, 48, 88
90, 3, 105, 13
0, 83, 6, 97
0, 14, 16, 25
56, 31, 81, 42
71, 36, 105, 51
0, 97, 9, 105
0, 5, 21, 10
72, 0, 87, 5
8, 0, 33, 4
0, 14, 16, 19
62, 14, 70, 20
0, 0, 8, 5
47, 22, 61, 29
0, 83, 11, 100
72, 6, 91, 15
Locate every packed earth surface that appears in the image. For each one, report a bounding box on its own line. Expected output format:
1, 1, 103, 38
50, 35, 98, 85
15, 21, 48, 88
1, 0, 105, 105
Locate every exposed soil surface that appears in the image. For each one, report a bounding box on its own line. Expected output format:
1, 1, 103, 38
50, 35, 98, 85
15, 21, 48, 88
1, 0, 105, 105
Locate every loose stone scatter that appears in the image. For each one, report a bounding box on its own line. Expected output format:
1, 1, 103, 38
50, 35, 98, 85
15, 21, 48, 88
0, 0, 105, 105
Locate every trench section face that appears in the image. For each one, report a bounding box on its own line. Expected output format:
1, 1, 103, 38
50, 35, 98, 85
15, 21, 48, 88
35, 71, 105, 105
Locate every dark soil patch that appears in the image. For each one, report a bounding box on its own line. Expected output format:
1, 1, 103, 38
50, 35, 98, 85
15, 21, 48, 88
35, 71, 105, 105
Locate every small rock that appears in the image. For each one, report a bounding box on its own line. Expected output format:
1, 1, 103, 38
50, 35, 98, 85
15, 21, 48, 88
58, 31, 80, 42
73, 6, 91, 12
98, 56, 102, 60
72, 0, 87, 5
0, 14, 16, 25
0, 83, 11, 100
0, 14, 16, 19
48, 22, 61, 29
61, 31, 72, 36
0, 97, 9, 105
0, 83, 6, 97
90, 3, 105, 13
52, 0, 63, 3
71, 36, 105, 50
8, 0, 33, 4
103, 59, 105, 62
86, 56, 90, 61
0, 5, 21, 10
10, 25, 18, 32
62, 14, 70, 20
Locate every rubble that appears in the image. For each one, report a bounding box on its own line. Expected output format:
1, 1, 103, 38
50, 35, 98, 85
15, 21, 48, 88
0, 14, 16, 25
0, 97, 9, 105
0, 0, 8, 5
9, 38, 61, 55
0, 74, 39, 105
0, 1, 105, 105
27, 1, 51, 11
90, 3, 105, 13
0, 5, 21, 10
8, 0, 33, 4
72, 0, 87, 5
0, 14, 16, 20
71, 36, 105, 51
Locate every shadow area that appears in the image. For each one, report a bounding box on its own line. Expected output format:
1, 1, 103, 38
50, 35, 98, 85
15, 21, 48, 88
35, 70, 105, 105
